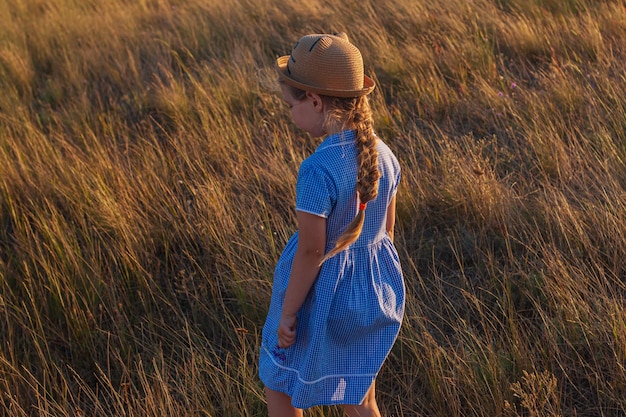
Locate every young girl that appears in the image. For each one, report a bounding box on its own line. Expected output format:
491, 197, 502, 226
259, 33, 404, 417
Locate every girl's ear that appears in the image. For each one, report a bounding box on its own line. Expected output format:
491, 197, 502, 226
306, 92, 325, 113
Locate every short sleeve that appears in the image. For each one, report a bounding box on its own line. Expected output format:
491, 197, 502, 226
295, 160, 335, 218
378, 142, 401, 198
392, 169, 401, 196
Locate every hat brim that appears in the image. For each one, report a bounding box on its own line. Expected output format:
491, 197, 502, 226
275, 55, 375, 98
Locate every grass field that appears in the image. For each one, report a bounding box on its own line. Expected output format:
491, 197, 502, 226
1, 0, 626, 415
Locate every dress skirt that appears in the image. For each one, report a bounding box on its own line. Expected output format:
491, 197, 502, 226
259, 232, 404, 409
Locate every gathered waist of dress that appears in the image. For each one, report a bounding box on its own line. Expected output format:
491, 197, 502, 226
325, 233, 392, 252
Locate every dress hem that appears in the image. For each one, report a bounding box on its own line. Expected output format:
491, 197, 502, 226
261, 344, 379, 385
260, 343, 380, 409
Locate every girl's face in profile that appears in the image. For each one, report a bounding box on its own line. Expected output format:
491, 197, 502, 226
280, 84, 326, 138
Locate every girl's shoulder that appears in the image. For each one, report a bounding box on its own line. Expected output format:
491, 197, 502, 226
297, 151, 336, 182
301, 134, 356, 172
375, 137, 401, 171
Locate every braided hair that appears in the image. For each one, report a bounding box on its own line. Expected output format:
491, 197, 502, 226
319, 93, 379, 264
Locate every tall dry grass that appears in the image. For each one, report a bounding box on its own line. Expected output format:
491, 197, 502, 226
1, 0, 625, 415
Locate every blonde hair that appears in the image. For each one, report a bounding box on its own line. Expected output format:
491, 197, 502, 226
319, 93, 379, 263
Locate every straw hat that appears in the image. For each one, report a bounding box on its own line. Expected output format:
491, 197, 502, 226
276, 33, 375, 98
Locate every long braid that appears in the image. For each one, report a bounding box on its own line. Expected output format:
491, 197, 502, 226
320, 95, 379, 264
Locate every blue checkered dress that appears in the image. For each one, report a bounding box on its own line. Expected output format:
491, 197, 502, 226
259, 130, 404, 409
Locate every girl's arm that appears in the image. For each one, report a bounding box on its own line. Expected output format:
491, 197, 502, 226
278, 210, 326, 348
386, 195, 397, 243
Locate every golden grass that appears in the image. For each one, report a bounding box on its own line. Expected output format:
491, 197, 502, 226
1, 0, 626, 415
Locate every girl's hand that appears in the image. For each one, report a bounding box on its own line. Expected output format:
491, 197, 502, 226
277, 314, 297, 348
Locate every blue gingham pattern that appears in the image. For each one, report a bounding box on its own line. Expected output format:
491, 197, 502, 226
259, 130, 404, 409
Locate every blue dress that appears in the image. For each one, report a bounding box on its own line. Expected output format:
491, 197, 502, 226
259, 130, 404, 409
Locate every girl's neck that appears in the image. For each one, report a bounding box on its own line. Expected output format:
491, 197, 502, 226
324, 119, 356, 136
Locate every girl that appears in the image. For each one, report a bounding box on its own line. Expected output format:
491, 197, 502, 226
259, 33, 404, 417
